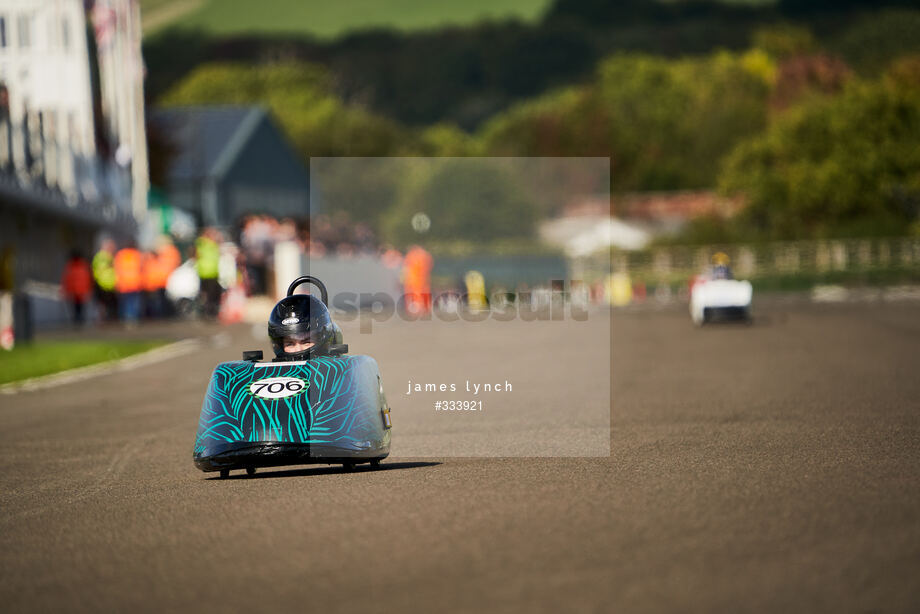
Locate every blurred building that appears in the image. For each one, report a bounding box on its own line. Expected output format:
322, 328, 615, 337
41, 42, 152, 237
540, 195, 650, 256
0, 0, 148, 326
541, 191, 747, 257
617, 191, 743, 235
149, 106, 310, 229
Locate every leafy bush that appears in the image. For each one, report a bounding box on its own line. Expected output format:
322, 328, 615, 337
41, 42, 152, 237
719, 80, 920, 238
478, 51, 771, 192
160, 62, 417, 157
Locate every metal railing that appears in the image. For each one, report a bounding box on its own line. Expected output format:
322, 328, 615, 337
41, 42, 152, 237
0, 118, 132, 218
610, 238, 920, 289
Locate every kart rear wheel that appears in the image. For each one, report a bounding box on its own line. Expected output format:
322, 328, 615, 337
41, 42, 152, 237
342, 462, 355, 472
370, 459, 381, 468
246, 466, 256, 477
219, 469, 230, 479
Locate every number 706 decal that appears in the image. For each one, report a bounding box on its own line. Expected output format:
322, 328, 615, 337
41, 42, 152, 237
249, 377, 309, 399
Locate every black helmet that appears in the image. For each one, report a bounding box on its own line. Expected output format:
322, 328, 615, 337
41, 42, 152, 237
268, 293, 335, 360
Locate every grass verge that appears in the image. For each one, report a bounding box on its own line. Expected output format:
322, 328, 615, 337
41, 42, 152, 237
146, 0, 550, 38
0, 340, 168, 385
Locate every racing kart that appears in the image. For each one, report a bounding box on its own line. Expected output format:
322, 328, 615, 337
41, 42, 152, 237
193, 276, 392, 478
689, 274, 753, 326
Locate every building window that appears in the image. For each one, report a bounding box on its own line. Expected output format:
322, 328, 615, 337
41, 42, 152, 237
0, 17, 6, 48
17, 15, 31, 49
61, 16, 69, 51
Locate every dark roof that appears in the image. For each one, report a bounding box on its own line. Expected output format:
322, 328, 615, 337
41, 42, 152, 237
150, 106, 266, 183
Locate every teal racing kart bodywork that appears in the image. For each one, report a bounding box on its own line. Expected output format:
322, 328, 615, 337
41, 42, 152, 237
193, 277, 392, 477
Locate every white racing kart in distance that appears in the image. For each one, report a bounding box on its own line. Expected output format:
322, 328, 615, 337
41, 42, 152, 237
690, 274, 753, 326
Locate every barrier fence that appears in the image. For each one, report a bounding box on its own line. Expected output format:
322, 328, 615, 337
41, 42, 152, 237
604, 237, 920, 290
272, 238, 919, 313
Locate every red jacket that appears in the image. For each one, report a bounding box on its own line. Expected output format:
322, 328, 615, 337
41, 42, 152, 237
61, 259, 93, 301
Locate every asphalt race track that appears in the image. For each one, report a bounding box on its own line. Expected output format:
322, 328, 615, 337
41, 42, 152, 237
1, 301, 919, 612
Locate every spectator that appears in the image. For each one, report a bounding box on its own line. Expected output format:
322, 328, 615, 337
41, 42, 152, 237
114, 240, 143, 325
1, 246, 15, 349
155, 235, 181, 317
141, 250, 166, 318
60, 250, 93, 325
240, 215, 273, 295
403, 245, 433, 316
380, 244, 403, 270
92, 239, 118, 322
195, 228, 222, 319
156, 234, 181, 274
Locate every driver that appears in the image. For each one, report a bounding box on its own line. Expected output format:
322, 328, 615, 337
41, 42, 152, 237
268, 293, 336, 361
280, 331, 315, 355
711, 252, 734, 280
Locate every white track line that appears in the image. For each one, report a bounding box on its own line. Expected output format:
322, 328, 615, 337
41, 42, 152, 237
0, 338, 202, 396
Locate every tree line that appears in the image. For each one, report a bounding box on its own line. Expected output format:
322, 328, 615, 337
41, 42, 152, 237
149, 1, 920, 244
144, 0, 919, 128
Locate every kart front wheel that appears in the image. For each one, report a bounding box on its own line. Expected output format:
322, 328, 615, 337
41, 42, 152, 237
246, 467, 256, 477
219, 469, 230, 479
